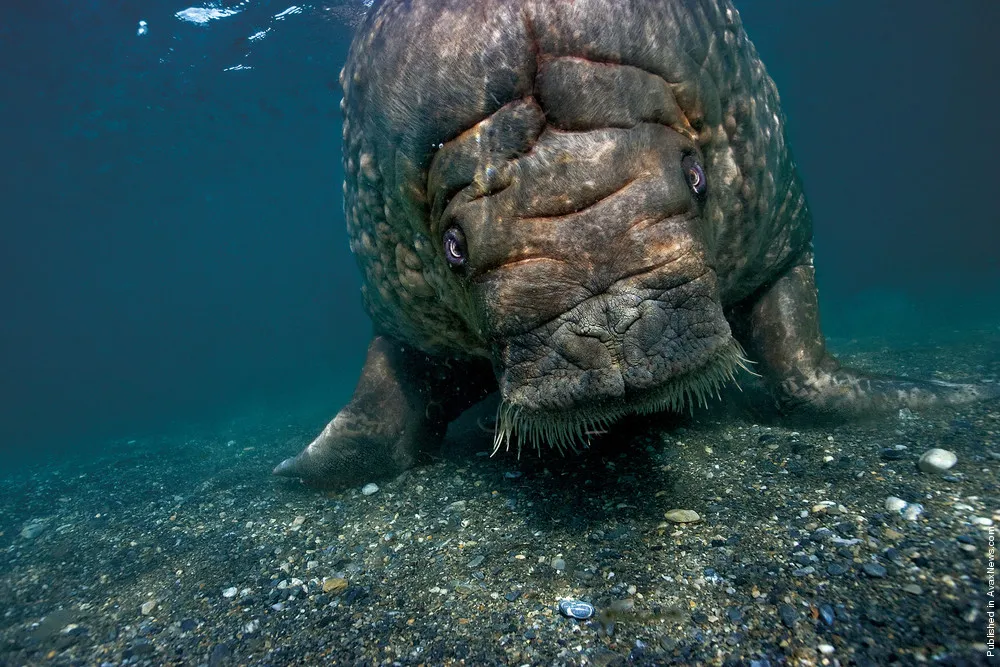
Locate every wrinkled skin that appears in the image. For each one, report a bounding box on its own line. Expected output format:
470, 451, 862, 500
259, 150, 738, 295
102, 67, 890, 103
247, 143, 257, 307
274, 0, 998, 487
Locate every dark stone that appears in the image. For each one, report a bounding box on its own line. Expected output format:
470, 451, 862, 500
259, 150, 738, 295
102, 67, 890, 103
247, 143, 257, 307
778, 604, 797, 628
810, 528, 833, 542
957, 534, 975, 545
818, 604, 835, 626
504, 589, 522, 602
342, 586, 369, 604
726, 607, 743, 623
861, 563, 887, 578
208, 643, 232, 666
879, 448, 907, 461
131, 640, 154, 656
826, 563, 849, 576
180, 619, 197, 632
834, 522, 856, 538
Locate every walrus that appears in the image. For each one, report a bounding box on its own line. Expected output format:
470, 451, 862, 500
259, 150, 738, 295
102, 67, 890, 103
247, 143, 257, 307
275, 0, 997, 486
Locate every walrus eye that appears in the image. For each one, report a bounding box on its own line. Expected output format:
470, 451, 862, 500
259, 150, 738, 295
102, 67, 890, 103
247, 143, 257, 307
682, 155, 707, 198
442, 225, 468, 268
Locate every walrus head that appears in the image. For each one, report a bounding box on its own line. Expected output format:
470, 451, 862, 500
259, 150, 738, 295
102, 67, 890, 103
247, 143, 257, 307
344, 0, 771, 454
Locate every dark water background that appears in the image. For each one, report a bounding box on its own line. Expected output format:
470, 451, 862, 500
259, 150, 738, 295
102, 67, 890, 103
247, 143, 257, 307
0, 1, 997, 468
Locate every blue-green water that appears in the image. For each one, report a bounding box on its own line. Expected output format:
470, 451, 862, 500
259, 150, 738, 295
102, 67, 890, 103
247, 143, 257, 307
0, 1, 997, 465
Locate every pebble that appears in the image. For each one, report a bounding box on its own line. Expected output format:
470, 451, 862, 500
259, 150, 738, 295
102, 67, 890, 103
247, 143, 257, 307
902, 584, 923, 595
467, 555, 485, 568
558, 599, 595, 620
818, 603, 835, 626
778, 603, 797, 628
222, 587, 238, 598
322, 578, 348, 594
446, 500, 466, 513
140, 601, 156, 615
861, 563, 887, 578
918, 448, 957, 474
826, 563, 849, 577
884, 496, 907, 512
551, 558, 566, 571
879, 448, 908, 461
361, 483, 379, 496
973, 517, 994, 527
818, 643, 835, 655
902, 503, 924, 521
664, 509, 700, 523
290, 515, 305, 528
20, 519, 46, 540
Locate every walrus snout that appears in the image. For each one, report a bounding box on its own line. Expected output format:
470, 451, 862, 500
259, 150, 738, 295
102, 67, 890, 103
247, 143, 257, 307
495, 269, 737, 416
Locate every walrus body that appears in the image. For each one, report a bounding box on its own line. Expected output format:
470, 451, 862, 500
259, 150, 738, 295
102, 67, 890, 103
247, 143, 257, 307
275, 0, 996, 486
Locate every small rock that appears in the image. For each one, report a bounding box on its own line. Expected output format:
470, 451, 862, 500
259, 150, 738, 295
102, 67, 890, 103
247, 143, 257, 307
861, 563, 887, 578
918, 448, 957, 474
818, 643, 835, 655
884, 496, 907, 512
290, 515, 305, 528
818, 603, 835, 626
551, 558, 566, 571
322, 578, 348, 594
361, 483, 379, 496
826, 563, 849, 577
664, 509, 700, 523
973, 516, 994, 527
20, 519, 46, 540
208, 644, 231, 667
902, 503, 924, 521
446, 500, 466, 513
140, 601, 156, 615
504, 589, 522, 602
222, 587, 238, 598
778, 603, 797, 628
558, 599, 595, 620
467, 555, 485, 568
902, 584, 923, 595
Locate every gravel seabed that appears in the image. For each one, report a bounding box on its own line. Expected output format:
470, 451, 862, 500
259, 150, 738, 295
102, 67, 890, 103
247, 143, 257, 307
1, 328, 998, 666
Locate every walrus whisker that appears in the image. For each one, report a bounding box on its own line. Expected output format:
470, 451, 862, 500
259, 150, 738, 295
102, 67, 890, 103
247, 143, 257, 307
491, 339, 749, 455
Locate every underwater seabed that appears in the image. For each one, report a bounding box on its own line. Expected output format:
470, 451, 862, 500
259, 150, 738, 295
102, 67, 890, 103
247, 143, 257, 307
1, 326, 998, 665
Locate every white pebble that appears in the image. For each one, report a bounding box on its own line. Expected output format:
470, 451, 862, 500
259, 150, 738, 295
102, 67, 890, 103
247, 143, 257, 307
140, 600, 156, 615
884, 496, 908, 512
917, 448, 957, 474
818, 643, 835, 655
222, 587, 238, 598
902, 503, 923, 521
361, 483, 379, 496
972, 516, 994, 526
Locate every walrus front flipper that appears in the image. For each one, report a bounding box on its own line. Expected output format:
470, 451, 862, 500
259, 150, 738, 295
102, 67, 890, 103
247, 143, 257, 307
741, 254, 998, 415
273, 335, 495, 487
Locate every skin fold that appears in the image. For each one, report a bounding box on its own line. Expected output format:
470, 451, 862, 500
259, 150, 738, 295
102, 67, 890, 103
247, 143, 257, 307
274, 0, 998, 487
